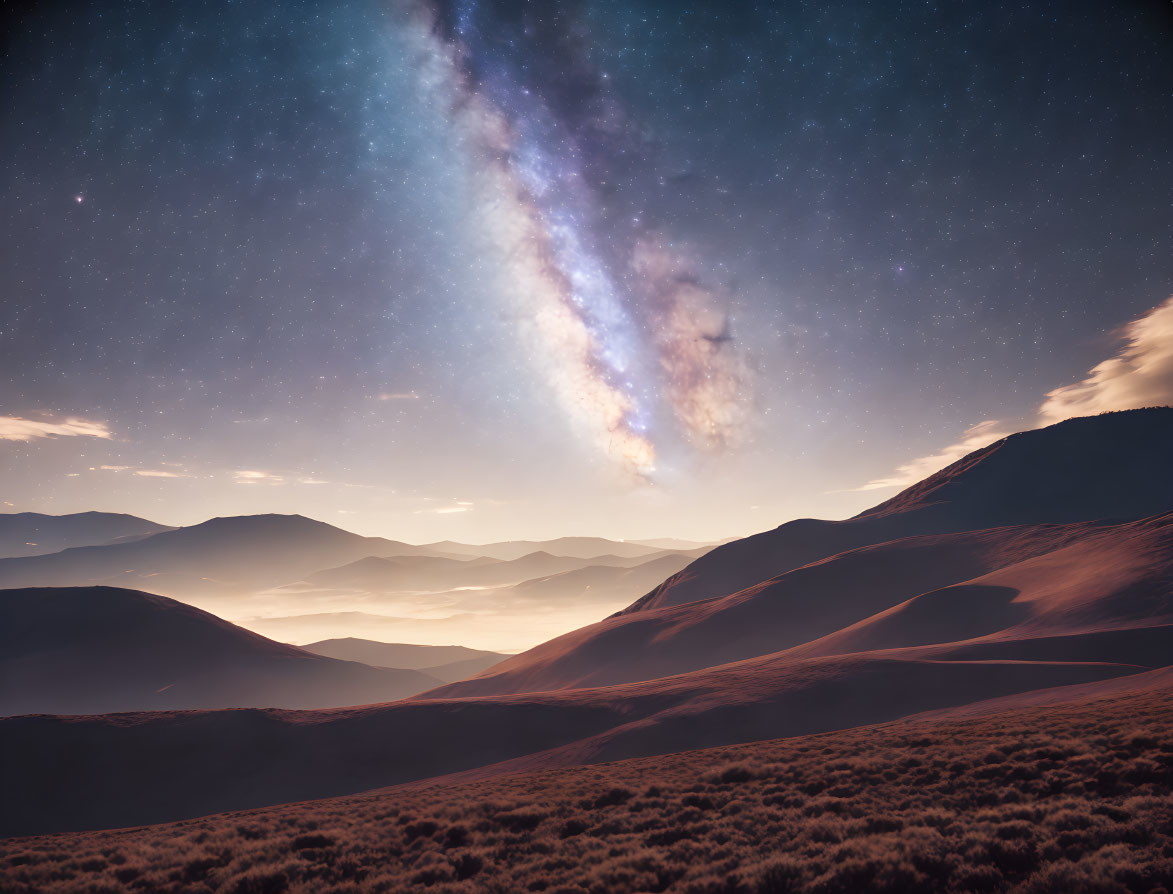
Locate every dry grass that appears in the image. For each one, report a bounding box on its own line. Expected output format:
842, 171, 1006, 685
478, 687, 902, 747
3, 690, 1171, 893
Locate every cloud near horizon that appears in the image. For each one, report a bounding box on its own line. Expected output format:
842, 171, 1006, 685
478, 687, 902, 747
95, 464, 192, 478
416, 500, 475, 515
233, 470, 285, 485
1038, 295, 1173, 423
232, 470, 338, 486
0, 415, 112, 442
843, 296, 1173, 497
843, 420, 1011, 493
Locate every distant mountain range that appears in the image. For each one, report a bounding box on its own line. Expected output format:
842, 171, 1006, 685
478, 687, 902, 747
418, 536, 693, 561
505, 553, 698, 605
0, 513, 713, 651
0, 514, 443, 596
0, 511, 173, 559
300, 548, 700, 593
0, 515, 709, 629
3, 407, 1171, 836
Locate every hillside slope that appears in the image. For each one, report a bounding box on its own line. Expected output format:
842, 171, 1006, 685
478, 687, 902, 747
8, 681, 1166, 893
0, 644, 1148, 834
630, 408, 1173, 613
428, 514, 1173, 696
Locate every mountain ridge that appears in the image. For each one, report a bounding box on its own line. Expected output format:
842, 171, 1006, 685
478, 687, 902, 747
0, 511, 174, 559
626, 407, 1173, 614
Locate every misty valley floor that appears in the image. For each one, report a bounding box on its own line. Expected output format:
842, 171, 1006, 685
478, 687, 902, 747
4, 689, 1171, 894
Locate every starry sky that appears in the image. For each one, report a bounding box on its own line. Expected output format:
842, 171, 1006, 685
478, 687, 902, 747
2, 0, 1171, 543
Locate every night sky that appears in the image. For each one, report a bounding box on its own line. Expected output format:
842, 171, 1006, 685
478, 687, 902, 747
2, 0, 1171, 542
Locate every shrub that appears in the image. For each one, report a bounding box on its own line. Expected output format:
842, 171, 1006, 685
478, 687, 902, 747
756, 859, 805, 893
443, 824, 471, 848
560, 818, 588, 838
451, 852, 484, 880
403, 820, 440, 841
182, 855, 221, 880
586, 787, 635, 809
495, 809, 546, 832
951, 864, 1004, 892
711, 764, 758, 785
113, 866, 141, 883
229, 869, 289, 894
291, 833, 335, 850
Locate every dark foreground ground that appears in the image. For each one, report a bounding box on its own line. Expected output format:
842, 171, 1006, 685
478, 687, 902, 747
3, 689, 1171, 894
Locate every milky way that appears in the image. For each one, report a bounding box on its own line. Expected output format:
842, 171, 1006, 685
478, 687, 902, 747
2, 0, 1170, 540
405, 0, 749, 476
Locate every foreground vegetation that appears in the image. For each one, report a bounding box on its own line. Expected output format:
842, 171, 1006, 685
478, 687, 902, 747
3, 689, 1171, 893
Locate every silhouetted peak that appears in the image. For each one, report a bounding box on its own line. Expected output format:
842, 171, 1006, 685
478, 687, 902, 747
856, 407, 1173, 527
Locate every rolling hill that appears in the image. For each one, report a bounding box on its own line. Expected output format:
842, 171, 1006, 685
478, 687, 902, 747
0, 587, 442, 716
301, 638, 507, 681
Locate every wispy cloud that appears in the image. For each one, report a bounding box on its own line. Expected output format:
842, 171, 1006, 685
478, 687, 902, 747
841, 296, 1173, 498
94, 464, 192, 478
233, 470, 285, 485
375, 392, 421, 401
0, 415, 112, 442
1039, 295, 1173, 423
841, 420, 1011, 493
416, 500, 475, 515
233, 470, 341, 486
